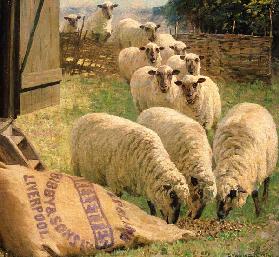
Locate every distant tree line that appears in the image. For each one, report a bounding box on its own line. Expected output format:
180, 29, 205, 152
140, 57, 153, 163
160, 0, 279, 56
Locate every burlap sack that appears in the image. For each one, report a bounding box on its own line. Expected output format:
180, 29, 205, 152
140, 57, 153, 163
0, 163, 194, 257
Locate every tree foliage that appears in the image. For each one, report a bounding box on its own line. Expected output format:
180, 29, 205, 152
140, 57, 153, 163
162, 0, 277, 36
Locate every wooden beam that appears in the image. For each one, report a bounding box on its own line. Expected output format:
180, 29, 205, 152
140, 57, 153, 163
0, 0, 20, 118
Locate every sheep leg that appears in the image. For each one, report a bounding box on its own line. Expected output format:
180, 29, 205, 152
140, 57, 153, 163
252, 190, 261, 217
262, 177, 270, 203
147, 201, 157, 216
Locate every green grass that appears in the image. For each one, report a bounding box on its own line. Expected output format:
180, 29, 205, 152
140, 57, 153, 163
12, 75, 279, 256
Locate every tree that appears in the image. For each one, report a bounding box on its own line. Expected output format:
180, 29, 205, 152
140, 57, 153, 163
162, 0, 277, 36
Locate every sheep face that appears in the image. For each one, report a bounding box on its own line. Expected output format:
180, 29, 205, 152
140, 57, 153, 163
139, 43, 164, 65
140, 22, 160, 42
175, 76, 206, 104
217, 186, 247, 219
64, 15, 81, 29
156, 185, 181, 224
148, 66, 180, 93
97, 2, 118, 20
180, 54, 204, 75
187, 177, 206, 219
170, 42, 190, 55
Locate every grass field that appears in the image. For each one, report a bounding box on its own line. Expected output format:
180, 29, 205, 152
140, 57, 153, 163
6, 74, 279, 256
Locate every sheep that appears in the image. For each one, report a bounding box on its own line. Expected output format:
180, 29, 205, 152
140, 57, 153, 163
174, 75, 221, 131
61, 14, 82, 33
213, 103, 278, 219
118, 42, 164, 82
167, 53, 204, 80
137, 107, 217, 219
109, 18, 161, 48
155, 35, 190, 64
71, 113, 190, 224
130, 65, 180, 112
84, 1, 119, 42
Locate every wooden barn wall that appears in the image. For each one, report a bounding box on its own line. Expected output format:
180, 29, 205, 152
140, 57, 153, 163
176, 33, 272, 84
20, 0, 62, 114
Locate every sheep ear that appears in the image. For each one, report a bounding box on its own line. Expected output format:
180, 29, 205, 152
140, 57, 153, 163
237, 186, 247, 193
180, 55, 186, 60
97, 4, 103, 8
64, 17, 70, 20
77, 15, 82, 19
112, 4, 119, 8
175, 81, 183, 86
163, 184, 172, 191
191, 177, 199, 186
140, 25, 145, 29
139, 46, 146, 51
156, 24, 161, 29
197, 78, 206, 84
148, 70, 157, 76
172, 69, 180, 75
169, 45, 175, 50
199, 55, 205, 60
159, 46, 165, 51
186, 46, 191, 49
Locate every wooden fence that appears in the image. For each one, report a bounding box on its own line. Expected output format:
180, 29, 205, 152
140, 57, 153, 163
176, 33, 272, 84
60, 32, 272, 84
60, 33, 119, 76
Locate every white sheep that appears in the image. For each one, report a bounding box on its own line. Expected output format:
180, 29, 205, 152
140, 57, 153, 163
84, 1, 118, 42
174, 75, 221, 130
213, 103, 278, 219
155, 35, 190, 64
167, 53, 204, 80
130, 65, 180, 112
109, 18, 161, 48
118, 42, 164, 82
138, 107, 217, 219
71, 113, 190, 224
61, 14, 82, 33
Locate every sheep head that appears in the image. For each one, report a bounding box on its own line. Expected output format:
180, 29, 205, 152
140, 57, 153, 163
216, 185, 247, 219
139, 22, 160, 42
157, 184, 181, 224
186, 177, 207, 219
64, 14, 81, 28
139, 42, 164, 65
97, 2, 118, 19
180, 53, 204, 75
175, 76, 206, 104
147, 65, 180, 93
170, 41, 190, 55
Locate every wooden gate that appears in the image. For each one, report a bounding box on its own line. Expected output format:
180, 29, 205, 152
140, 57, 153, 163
0, 0, 62, 118
0, 0, 62, 170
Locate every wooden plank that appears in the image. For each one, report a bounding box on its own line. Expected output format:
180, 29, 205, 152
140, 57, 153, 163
22, 68, 62, 89
20, 84, 60, 114
0, 1, 20, 118
20, 0, 62, 89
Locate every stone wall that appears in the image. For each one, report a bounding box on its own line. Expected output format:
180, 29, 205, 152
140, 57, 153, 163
176, 33, 272, 84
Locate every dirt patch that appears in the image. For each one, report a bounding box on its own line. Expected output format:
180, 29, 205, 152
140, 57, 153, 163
177, 218, 245, 238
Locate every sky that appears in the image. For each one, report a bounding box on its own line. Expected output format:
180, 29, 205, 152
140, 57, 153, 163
60, 0, 168, 9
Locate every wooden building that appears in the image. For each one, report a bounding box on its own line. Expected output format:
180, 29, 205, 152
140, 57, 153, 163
0, 0, 62, 170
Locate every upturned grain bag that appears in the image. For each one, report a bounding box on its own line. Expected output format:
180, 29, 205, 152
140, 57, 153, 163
0, 163, 194, 257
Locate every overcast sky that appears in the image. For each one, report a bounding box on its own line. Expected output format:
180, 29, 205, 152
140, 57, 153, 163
60, 0, 168, 8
